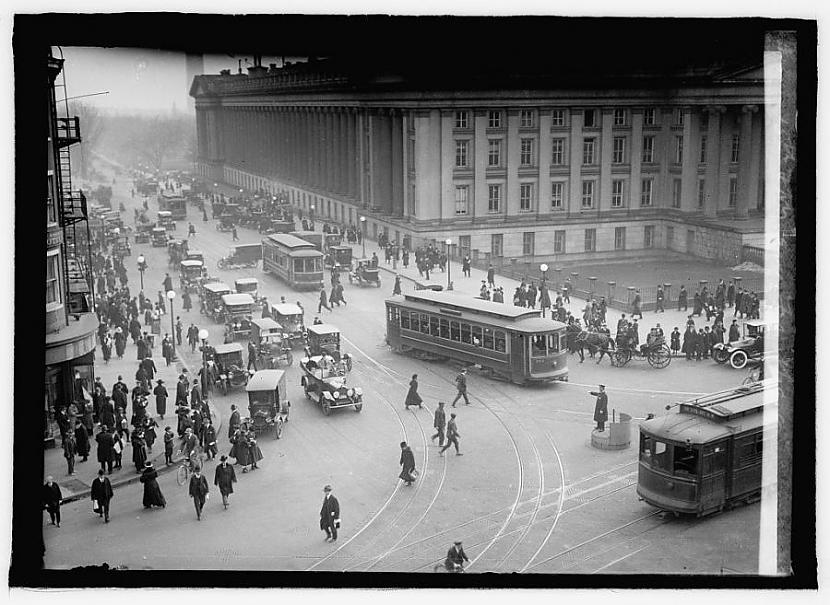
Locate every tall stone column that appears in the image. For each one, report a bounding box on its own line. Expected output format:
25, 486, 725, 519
599, 108, 613, 213
336, 109, 345, 194
703, 106, 725, 218
391, 109, 404, 217
629, 109, 643, 211
537, 109, 552, 217
568, 108, 585, 215
679, 108, 699, 212
473, 109, 488, 218
322, 107, 331, 192
371, 109, 394, 214
736, 104, 758, 218
506, 109, 520, 216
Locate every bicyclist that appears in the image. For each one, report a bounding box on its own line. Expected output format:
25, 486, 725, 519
180, 427, 200, 471
444, 540, 469, 572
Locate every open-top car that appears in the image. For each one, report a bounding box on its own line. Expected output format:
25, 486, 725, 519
349, 258, 381, 287
271, 303, 306, 348
299, 353, 363, 416
212, 342, 250, 395
250, 317, 293, 368
221, 293, 256, 338
712, 321, 767, 369
245, 370, 290, 439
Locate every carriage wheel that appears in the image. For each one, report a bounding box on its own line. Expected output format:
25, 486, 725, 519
730, 350, 749, 369
275, 419, 283, 439
322, 401, 331, 416
613, 349, 631, 367
712, 348, 729, 364
648, 345, 672, 369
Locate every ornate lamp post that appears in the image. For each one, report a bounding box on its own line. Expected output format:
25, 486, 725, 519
199, 328, 210, 393
540, 263, 549, 317
166, 290, 177, 361
360, 216, 367, 259
445, 238, 453, 290
137, 254, 147, 291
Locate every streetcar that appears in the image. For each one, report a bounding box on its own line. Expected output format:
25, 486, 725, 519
385, 290, 568, 385
289, 230, 323, 251
157, 191, 187, 220
261, 233, 324, 290
637, 381, 774, 517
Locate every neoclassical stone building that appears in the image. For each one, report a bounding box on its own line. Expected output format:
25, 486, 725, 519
191, 56, 765, 264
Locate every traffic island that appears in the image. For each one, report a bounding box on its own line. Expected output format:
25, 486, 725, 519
591, 410, 632, 450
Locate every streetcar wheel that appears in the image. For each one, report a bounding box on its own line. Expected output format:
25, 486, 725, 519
354, 403, 363, 412
712, 348, 729, 364
322, 401, 331, 416
730, 350, 749, 369
176, 465, 187, 486
275, 419, 283, 439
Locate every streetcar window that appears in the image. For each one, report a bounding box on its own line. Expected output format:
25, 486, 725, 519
702, 444, 726, 475
293, 258, 304, 272
450, 321, 461, 342
429, 316, 440, 337
472, 326, 482, 347
644, 440, 670, 471
548, 332, 560, 353
672, 445, 698, 476
531, 334, 547, 357
483, 328, 494, 349
439, 318, 450, 340
388, 307, 399, 324
420, 314, 430, 335
461, 323, 471, 344
400, 311, 410, 330
495, 331, 506, 352
410, 313, 420, 332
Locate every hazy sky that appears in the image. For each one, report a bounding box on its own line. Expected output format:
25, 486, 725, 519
58, 47, 296, 114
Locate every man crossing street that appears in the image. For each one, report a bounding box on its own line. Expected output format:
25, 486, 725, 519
451, 368, 470, 407
431, 401, 447, 446
439, 413, 462, 456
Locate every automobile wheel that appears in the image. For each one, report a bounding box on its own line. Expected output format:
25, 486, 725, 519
275, 419, 283, 439
285, 351, 294, 367
322, 401, 331, 416
346, 357, 353, 372
730, 350, 749, 369
303, 383, 311, 399
354, 403, 363, 412
712, 348, 729, 364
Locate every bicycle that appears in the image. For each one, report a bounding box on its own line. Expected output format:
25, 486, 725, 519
176, 448, 205, 486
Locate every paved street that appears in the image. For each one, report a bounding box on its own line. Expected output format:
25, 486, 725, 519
44, 160, 761, 573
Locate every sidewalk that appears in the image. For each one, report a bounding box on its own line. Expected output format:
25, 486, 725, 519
45, 345, 223, 504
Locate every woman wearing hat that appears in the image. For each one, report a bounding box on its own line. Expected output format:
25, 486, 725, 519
213, 455, 237, 509
140, 461, 166, 509
399, 441, 417, 486
131, 427, 147, 473
153, 379, 168, 420
441, 541, 469, 572
229, 426, 252, 472
246, 427, 263, 471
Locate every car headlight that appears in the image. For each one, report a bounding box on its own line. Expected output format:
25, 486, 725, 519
334, 390, 341, 398
347, 388, 354, 397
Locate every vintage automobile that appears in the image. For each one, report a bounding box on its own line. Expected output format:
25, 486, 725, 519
325, 245, 353, 272
270, 303, 306, 348
167, 239, 188, 266
157, 210, 176, 231
217, 243, 262, 270
201, 281, 233, 319
235, 277, 259, 300
712, 321, 766, 369
239, 208, 264, 228
179, 259, 204, 293
221, 293, 256, 338
134, 222, 154, 244
217, 213, 236, 232
349, 258, 381, 287
305, 323, 352, 372
299, 353, 363, 415
185, 249, 205, 264
113, 235, 132, 256
324, 232, 343, 250
245, 370, 290, 439
250, 317, 294, 368
151, 227, 168, 247
212, 342, 251, 395
258, 218, 294, 234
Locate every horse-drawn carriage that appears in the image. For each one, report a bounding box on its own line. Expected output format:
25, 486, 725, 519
349, 258, 381, 287
250, 318, 294, 368
245, 370, 290, 439
610, 331, 671, 369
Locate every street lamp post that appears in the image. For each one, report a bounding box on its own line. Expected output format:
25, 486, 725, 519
137, 254, 147, 291
445, 238, 453, 290
540, 263, 549, 317
199, 328, 210, 394
360, 216, 367, 259
167, 290, 177, 361
310, 204, 316, 226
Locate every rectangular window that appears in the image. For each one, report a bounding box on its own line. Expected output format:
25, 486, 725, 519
613, 108, 627, 126
551, 138, 565, 165
582, 138, 596, 165
673, 445, 699, 476
459, 235, 471, 255
581, 180, 594, 208
520, 183, 533, 212
450, 321, 461, 342
731, 134, 740, 162
584, 228, 596, 252
455, 186, 469, 216
495, 331, 507, 353
612, 137, 626, 164
551, 109, 565, 127
699, 136, 707, 163
584, 109, 596, 127
491, 233, 503, 257
46, 254, 60, 305
640, 179, 653, 207
419, 313, 430, 335
522, 232, 535, 256
554, 230, 566, 253
614, 227, 626, 250
643, 108, 656, 126
472, 326, 483, 347
611, 179, 625, 208
644, 225, 655, 248
455, 111, 469, 129
551, 182, 564, 210
400, 311, 410, 330
460, 323, 471, 345
672, 178, 682, 208
430, 316, 440, 337
520, 138, 534, 166
488, 139, 502, 167
642, 136, 655, 163
483, 327, 494, 350
488, 185, 502, 213
675, 109, 684, 126
439, 318, 450, 340
666, 225, 674, 245
728, 177, 738, 207
455, 140, 469, 168
488, 110, 502, 128
520, 110, 534, 128
698, 178, 706, 208
674, 135, 684, 163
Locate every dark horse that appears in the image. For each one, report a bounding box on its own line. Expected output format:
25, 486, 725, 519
574, 330, 616, 364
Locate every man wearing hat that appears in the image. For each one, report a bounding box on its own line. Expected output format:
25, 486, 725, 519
590, 384, 609, 432
188, 465, 210, 521
91, 468, 114, 523
319, 485, 340, 542
180, 427, 199, 469
451, 368, 469, 407
442, 540, 469, 572
153, 379, 168, 420
228, 404, 241, 440
214, 455, 237, 509
176, 374, 189, 406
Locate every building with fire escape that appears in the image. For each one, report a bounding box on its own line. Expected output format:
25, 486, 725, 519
45, 48, 97, 447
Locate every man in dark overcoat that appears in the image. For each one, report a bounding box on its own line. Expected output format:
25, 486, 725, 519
188, 467, 210, 520
141, 355, 158, 381
153, 379, 168, 419
91, 469, 114, 523
590, 384, 608, 432
399, 441, 417, 486
214, 454, 237, 509
228, 404, 241, 440
96, 426, 114, 474
112, 376, 128, 412
43, 476, 63, 527
319, 485, 340, 542
431, 401, 447, 446
443, 541, 469, 572
176, 375, 189, 406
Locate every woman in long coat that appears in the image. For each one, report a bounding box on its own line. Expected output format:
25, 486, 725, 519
404, 374, 423, 409
153, 380, 168, 419
131, 429, 147, 472
74, 421, 90, 462
247, 430, 263, 471
399, 441, 416, 486
230, 428, 252, 471
140, 461, 166, 508
102, 334, 112, 363
115, 329, 126, 359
